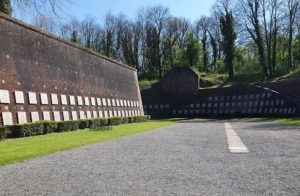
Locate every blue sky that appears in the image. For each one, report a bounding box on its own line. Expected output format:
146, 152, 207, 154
14, 0, 216, 25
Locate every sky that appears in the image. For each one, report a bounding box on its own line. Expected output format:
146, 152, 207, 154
13, 0, 216, 26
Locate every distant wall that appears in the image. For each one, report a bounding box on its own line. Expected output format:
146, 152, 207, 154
0, 14, 143, 125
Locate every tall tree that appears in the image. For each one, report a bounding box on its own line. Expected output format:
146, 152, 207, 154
220, 9, 236, 80
0, 0, 12, 15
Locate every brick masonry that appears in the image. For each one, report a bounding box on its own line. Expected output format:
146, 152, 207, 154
0, 14, 143, 125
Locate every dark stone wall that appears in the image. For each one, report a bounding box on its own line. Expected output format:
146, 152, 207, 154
0, 14, 143, 125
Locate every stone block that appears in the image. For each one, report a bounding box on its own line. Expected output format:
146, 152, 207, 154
190, 104, 194, 108
15, 91, 24, 104
261, 93, 265, 98
196, 104, 200, 108
93, 111, 98, 118
214, 103, 218, 107
232, 96, 236, 100
40, 93, 48, 105
274, 108, 278, 113
265, 100, 269, 106
91, 97, 96, 106
124, 100, 127, 107
202, 103, 206, 108
238, 95, 242, 100
63, 111, 70, 121
292, 108, 296, 114
256, 94, 260, 99
84, 97, 90, 106
154, 105, 159, 109
17, 112, 27, 124
279, 108, 283, 113
51, 94, 58, 105
131, 101, 134, 107
244, 95, 248, 99
267, 93, 271, 98
28, 92, 37, 105
178, 110, 183, 114
2, 112, 13, 125
31, 112, 39, 122
250, 94, 254, 99
102, 98, 107, 106
160, 104, 164, 109
231, 102, 236, 107
270, 100, 274, 106
43, 111, 51, 120
0, 89, 10, 104
280, 100, 284, 106
208, 103, 212, 108
71, 111, 78, 120
97, 98, 101, 106
214, 96, 218, 101
53, 111, 61, 121
208, 97, 212, 101
77, 96, 83, 106
275, 100, 280, 106
69, 95, 76, 106
149, 105, 152, 109
86, 111, 92, 119
61, 94, 67, 105
172, 110, 176, 115
79, 111, 86, 119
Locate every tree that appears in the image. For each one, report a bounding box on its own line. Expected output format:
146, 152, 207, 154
196, 16, 210, 71
220, 9, 236, 80
183, 32, 200, 67
0, 0, 12, 15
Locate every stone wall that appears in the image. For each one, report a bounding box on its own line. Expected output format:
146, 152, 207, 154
0, 14, 143, 125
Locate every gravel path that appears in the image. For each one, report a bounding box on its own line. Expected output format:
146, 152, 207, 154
0, 120, 299, 195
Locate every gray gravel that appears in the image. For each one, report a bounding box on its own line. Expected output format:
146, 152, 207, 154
0, 120, 299, 196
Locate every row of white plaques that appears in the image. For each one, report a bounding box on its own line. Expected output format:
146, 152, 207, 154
144, 99, 286, 110
0, 89, 139, 107
1, 110, 142, 126
207, 93, 272, 101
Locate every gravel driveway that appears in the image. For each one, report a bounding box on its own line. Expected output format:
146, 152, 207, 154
0, 120, 299, 195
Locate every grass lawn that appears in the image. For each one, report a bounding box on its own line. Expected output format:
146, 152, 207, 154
0, 120, 176, 166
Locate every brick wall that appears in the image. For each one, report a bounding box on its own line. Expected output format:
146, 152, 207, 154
0, 14, 143, 125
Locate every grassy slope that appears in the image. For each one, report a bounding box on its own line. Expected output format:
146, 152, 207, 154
0, 120, 175, 166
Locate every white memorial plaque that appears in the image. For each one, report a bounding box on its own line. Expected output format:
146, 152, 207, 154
97, 98, 101, 106
112, 99, 116, 106
124, 100, 127, 107
120, 100, 124, 107
61, 95, 68, 105
51, 94, 58, 105
93, 111, 98, 118
102, 98, 107, 106
63, 111, 70, 121
0, 89, 10, 104
104, 111, 108, 118
71, 111, 78, 120
17, 112, 27, 124
125, 111, 128, 117
77, 96, 83, 106
53, 111, 61, 121
15, 91, 24, 104
99, 111, 103, 118
109, 111, 113, 117
131, 101, 134, 107
28, 92, 37, 105
86, 111, 92, 119
113, 111, 117, 117
2, 112, 13, 125
31, 112, 39, 122
127, 100, 131, 107
84, 97, 90, 106
69, 95, 76, 106
40, 93, 48, 105
116, 99, 120, 107
79, 111, 86, 119
137, 101, 139, 107
121, 110, 125, 117
43, 111, 51, 120
91, 97, 96, 106
107, 99, 111, 106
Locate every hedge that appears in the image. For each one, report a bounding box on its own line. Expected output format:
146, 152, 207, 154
0, 126, 6, 140
1, 115, 151, 140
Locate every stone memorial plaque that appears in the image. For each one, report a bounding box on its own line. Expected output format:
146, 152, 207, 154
256, 94, 260, 99
79, 111, 86, 119
31, 112, 39, 122
130, 101, 133, 107
0, 89, 10, 104
184, 110, 188, 115
208, 103, 212, 108
253, 109, 257, 113
69, 95, 76, 105
124, 100, 127, 107
107, 99, 111, 106
172, 110, 176, 115
137, 101, 139, 107
43, 111, 51, 120
225, 102, 229, 107
190, 104, 194, 108
160, 104, 164, 109
113, 111, 117, 117
121, 110, 125, 117
127, 100, 131, 107
84, 97, 90, 106
220, 103, 224, 107
244, 95, 248, 99
86, 111, 92, 119
269, 108, 273, 113
214, 103, 218, 107
63, 111, 70, 121
292, 108, 296, 114
154, 105, 158, 109
2, 112, 13, 126
202, 103, 206, 108
117, 111, 120, 117
279, 108, 283, 113
208, 97, 212, 101
51, 94, 58, 105
17, 112, 27, 124
247, 109, 252, 114
165, 104, 170, 109
61, 95, 68, 105
261, 94, 265, 98
116, 99, 120, 107
238, 95, 242, 100
15, 91, 24, 104
53, 111, 61, 121
189, 110, 194, 114
274, 108, 278, 113
91, 97, 96, 106
260, 101, 264, 106
40, 93, 48, 105
125, 111, 128, 117
250, 94, 254, 99
102, 98, 107, 106
214, 96, 218, 101
93, 111, 98, 118
275, 100, 280, 106
97, 98, 101, 106
104, 111, 108, 118
109, 111, 113, 117
120, 100, 124, 107
77, 96, 83, 106
270, 100, 274, 106
267, 93, 271, 98
243, 102, 247, 107
265, 100, 269, 106
71, 111, 78, 120
112, 99, 116, 106
149, 105, 152, 109
28, 92, 37, 105
280, 100, 284, 106
99, 111, 103, 118
232, 96, 236, 100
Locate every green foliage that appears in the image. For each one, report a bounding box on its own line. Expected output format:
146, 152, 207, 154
0, 0, 12, 15
57, 121, 79, 132
42, 121, 58, 134
78, 119, 90, 129
0, 126, 6, 140
128, 116, 135, 123
108, 117, 123, 126
7, 122, 44, 138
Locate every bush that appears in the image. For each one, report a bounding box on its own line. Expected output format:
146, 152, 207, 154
108, 117, 123, 126
78, 119, 90, 129
134, 116, 147, 123
123, 117, 129, 124
41, 121, 58, 134
128, 117, 135, 123
57, 121, 79, 132
100, 118, 108, 126
146, 115, 151, 121
7, 122, 44, 138
0, 126, 6, 140
89, 119, 101, 128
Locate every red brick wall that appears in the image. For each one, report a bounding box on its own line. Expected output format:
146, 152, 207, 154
0, 14, 143, 125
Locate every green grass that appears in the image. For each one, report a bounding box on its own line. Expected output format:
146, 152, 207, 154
139, 79, 158, 90
274, 117, 300, 126
0, 120, 176, 166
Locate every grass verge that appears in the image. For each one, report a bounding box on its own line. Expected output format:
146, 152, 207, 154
0, 120, 175, 166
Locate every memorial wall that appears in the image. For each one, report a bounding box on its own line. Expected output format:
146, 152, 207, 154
0, 14, 143, 125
